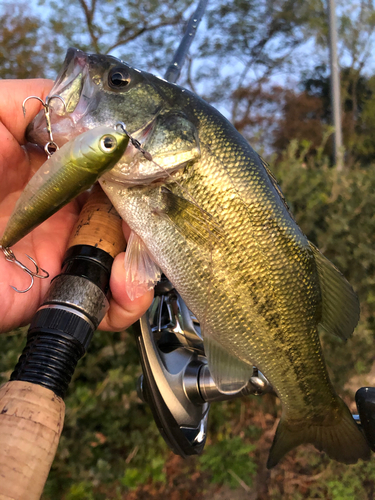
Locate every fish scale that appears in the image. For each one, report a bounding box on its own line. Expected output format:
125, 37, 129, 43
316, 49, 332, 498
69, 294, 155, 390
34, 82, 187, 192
27, 47, 370, 468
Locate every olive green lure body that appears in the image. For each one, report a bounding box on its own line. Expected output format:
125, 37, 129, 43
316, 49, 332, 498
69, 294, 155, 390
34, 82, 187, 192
1, 126, 129, 248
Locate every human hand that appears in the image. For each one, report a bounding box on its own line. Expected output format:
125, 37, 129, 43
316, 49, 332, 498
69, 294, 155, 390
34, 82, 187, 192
0, 79, 153, 333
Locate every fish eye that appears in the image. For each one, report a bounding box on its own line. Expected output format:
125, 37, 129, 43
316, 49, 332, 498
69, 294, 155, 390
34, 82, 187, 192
100, 135, 117, 153
108, 67, 131, 89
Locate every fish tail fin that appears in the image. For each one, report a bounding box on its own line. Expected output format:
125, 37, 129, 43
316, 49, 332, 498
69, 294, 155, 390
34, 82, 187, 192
267, 397, 371, 469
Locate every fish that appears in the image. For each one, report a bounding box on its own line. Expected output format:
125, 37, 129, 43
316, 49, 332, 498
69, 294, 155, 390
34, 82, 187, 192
1, 125, 129, 248
27, 47, 371, 468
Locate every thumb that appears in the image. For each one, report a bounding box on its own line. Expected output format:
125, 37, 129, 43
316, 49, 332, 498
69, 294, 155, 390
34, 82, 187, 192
98, 251, 154, 332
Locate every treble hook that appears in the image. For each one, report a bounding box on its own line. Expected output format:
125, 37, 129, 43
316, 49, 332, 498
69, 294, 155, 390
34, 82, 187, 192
1, 246, 49, 293
22, 94, 67, 157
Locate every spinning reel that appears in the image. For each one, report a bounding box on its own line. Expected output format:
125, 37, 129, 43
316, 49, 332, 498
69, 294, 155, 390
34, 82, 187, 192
135, 277, 375, 457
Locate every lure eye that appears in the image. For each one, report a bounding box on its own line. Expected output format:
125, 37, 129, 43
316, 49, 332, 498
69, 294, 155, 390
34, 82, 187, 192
100, 135, 117, 153
108, 67, 131, 89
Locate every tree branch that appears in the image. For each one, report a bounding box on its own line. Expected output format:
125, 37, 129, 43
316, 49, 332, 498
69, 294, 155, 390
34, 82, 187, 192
78, 0, 99, 52
106, 17, 181, 54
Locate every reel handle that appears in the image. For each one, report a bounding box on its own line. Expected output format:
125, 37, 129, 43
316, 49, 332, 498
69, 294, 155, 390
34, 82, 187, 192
356, 387, 375, 451
0, 185, 125, 500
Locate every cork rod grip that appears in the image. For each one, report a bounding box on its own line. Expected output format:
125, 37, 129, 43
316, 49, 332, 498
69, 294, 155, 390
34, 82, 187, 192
0, 185, 125, 500
68, 183, 126, 256
0, 382, 64, 500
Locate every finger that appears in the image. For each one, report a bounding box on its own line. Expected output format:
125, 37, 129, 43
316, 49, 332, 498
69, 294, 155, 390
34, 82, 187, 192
0, 142, 49, 206
0, 200, 81, 334
122, 220, 131, 240
0, 79, 53, 143
98, 252, 154, 332
24, 142, 51, 177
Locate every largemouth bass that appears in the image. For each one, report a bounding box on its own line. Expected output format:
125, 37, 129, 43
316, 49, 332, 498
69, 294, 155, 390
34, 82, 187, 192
1, 125, 129, 248
27, 48, 371, 468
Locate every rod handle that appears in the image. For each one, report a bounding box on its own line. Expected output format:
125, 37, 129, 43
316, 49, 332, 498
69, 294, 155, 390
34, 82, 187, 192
0, 381, 65, 500
67, 183, 125, 256
0, 184, 125, 499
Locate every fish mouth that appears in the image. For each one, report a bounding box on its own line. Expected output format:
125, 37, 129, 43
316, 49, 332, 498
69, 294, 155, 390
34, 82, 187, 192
26, 48, 97, 146
26, 47, 159, 171
50, 48, 88, 116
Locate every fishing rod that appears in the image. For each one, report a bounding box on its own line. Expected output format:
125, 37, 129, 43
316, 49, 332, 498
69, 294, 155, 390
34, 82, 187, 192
164, 0, 208, 83
0, 186, 127, 500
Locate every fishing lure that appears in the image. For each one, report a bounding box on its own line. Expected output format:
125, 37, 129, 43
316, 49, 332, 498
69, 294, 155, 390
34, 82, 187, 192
1, 115, 129, 291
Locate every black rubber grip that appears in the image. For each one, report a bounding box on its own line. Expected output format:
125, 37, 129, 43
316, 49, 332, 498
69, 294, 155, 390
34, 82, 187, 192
10, 244, 114, 398
10, 308, 92, 398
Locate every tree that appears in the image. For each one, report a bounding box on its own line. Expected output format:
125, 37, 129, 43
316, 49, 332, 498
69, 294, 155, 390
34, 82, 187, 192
0, 0, 343, 154
0, 3, 53, 79
292, 65, 375, 164
37, 0, 192, 74
272, 88, 327, 157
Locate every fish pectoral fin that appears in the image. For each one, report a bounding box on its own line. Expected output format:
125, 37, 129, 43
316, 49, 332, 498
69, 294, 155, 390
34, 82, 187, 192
309, 241, 360, 340
267, 397, 370, 468
160, 187, 225, 246
143, 113, 200, 170
204, 335, 253, 394
124, 231, 161, 301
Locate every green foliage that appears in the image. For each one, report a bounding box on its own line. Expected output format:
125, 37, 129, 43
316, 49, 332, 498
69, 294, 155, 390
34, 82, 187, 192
198, 436, 256, 489
327, 477, 362, 500
65, 482, 95, 500
121, 456, 166, 490
3, 136, 375, 499
325, 459, 375, 500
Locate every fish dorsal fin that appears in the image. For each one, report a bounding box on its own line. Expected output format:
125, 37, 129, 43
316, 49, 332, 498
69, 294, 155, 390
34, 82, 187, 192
259, 154, 292, 212
204, 335, 253, 394
309, 241, 360, 340
124, 231, 161, 301
160, 187, 224, 246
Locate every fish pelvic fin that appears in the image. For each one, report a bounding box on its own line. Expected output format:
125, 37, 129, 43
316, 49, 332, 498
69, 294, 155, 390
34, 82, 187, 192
309, 241, 360, 340
124, 231, 161, 300
204, 335, 253, 394
267, 397, 371, 469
